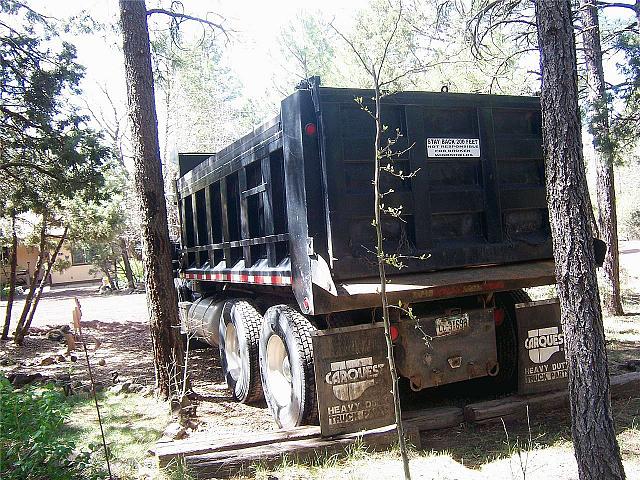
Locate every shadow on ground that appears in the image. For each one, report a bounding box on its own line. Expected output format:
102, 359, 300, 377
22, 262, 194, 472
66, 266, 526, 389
420, 396, 640, 469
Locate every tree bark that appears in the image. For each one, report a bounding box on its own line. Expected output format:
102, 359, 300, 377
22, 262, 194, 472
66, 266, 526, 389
120, 237, 136, 289
2, 211, 18, 340
534, 1, 626, 479
14, 215, 47, 345
21, 228, 67, 336
119, 0, 186, 399
581, 0, 624, 316
101, 262, 117, 290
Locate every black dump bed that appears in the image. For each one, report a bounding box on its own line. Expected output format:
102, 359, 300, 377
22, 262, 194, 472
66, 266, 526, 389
176, 80, 553, 315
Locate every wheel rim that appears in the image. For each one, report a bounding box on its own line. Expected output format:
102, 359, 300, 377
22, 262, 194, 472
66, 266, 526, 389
266, 334, 292, 407
225, 322, 241, 380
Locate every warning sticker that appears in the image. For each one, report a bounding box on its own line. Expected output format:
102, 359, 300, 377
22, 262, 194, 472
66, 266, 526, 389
427, 138, 480, 158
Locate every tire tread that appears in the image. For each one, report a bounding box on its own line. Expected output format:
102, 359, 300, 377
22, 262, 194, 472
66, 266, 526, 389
279, 305, 317, 425
222, 299, 264, 403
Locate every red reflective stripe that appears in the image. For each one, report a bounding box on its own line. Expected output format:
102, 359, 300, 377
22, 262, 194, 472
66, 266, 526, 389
185, 272, 292, 285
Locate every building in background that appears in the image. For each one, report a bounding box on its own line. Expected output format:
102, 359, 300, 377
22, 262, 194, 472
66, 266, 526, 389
0, 241, 101, 288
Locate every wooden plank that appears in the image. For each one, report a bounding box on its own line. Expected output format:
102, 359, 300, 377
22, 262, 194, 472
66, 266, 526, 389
183, 424, 419, 479
464, 372, 640, 424
155, 405, 460, 469
154, 426, 320, 468
402, 406, 464, 431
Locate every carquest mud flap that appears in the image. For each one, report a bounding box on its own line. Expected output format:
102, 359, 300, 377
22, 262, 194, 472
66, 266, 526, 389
516, 299, 568, 394
395, 309, 498, 390
311, 323, 395, 437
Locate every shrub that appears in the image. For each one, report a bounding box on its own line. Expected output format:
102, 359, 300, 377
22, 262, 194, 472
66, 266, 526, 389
0, 377, 100, 479
626, 209, 640, 240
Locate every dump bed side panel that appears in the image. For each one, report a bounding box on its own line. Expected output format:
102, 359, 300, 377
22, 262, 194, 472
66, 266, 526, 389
318, 88, 551, 280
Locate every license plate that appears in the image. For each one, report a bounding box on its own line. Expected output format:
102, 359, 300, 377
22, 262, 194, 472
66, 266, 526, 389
435, 313, 470, 337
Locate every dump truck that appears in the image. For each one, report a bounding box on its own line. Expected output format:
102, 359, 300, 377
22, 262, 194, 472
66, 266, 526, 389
174, 77, 566, 430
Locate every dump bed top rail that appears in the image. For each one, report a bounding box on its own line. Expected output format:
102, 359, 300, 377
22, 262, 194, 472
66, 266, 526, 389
177, 116, 281, 197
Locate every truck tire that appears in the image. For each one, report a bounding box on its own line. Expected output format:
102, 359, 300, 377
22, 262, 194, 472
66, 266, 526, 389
493, 289, 532, 391
218, 299, 264, 403
259, 305, 317, 428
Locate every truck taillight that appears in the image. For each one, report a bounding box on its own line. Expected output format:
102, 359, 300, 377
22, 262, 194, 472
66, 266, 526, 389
390, 324, 400, 342
304, 122, 317, 136
494, 308, 505, 326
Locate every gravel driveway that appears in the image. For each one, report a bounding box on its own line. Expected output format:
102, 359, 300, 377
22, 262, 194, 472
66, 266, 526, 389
1, 282, 149, 329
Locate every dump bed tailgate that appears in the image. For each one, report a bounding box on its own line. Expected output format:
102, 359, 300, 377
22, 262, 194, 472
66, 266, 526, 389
318, 88, 552, 280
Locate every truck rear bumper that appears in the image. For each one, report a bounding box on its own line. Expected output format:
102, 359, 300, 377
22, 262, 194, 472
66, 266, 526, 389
312, 260, 555, 314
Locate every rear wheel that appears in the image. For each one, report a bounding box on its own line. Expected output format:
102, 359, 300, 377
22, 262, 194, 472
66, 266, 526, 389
259, 305, 317, 428
218, 299, 264, 403
493, 289, 532, 391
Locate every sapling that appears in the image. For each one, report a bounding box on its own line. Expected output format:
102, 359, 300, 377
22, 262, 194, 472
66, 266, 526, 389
331, 3, 424, 477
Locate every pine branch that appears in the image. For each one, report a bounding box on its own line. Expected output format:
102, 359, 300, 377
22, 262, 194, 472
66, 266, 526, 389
0, 162, 61, 180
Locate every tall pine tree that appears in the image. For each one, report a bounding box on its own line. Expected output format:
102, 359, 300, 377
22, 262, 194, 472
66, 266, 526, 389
534, 1, 625, 478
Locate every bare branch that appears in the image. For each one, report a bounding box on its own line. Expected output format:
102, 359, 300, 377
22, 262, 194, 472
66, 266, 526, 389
329, 22, 373, 77
146, 8, 230, 41
376, 0, 404, 80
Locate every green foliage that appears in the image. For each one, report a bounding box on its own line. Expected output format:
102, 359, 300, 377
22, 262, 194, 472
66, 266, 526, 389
0, 0, 111, 217
62, 162, 129, 281
0, 377, 103, 479
463, 0, 538, 95
275, 11, 340, 90
116, 257, 143, 285
152, 32, 251, 153
626, 209, 640, 239
611, 30, 640, 156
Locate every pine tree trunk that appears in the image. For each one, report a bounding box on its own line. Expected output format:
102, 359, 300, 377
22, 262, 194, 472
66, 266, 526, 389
580, 0, 624, 316
14, 215, 47, 345
21, 228, 67, 336
2, 211, 18, 340
534, 1, 626, 479
119, 0, 186, 399
120, 237, 136, 289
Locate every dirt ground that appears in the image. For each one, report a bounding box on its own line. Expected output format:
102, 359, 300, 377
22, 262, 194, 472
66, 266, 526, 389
0, 284, 275, 438
1, 241, 639, 442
